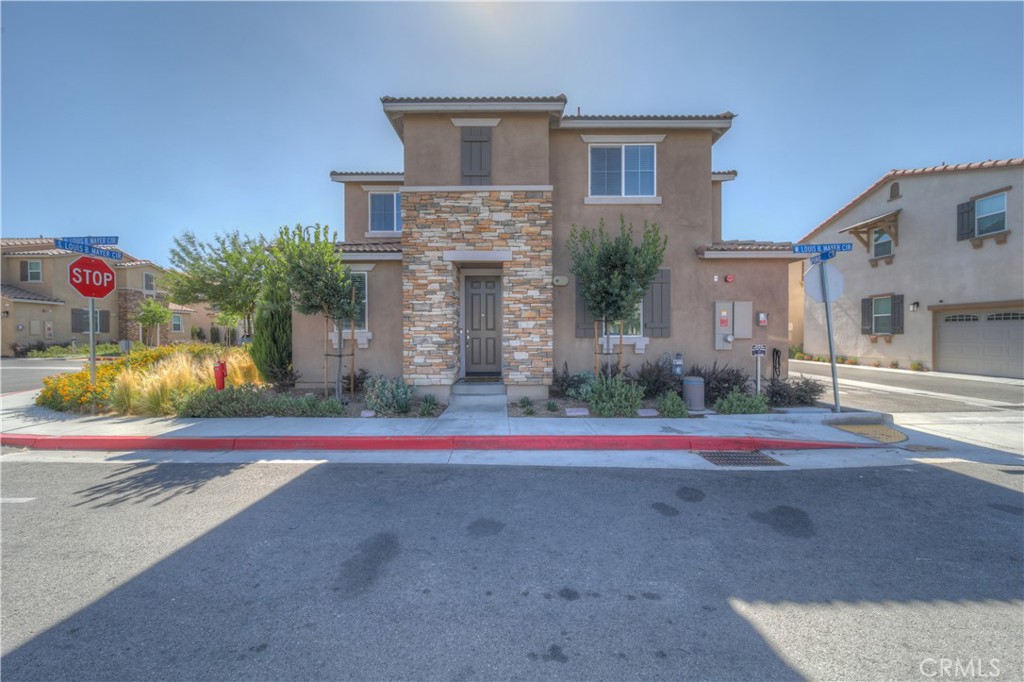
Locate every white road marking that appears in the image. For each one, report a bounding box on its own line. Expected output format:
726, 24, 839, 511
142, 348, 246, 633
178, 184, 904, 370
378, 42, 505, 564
793, 373, 1018, 409
0, 497, 36, 503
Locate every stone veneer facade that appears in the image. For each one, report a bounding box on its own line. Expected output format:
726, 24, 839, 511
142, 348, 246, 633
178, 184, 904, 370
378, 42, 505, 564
118, 289, 172, 344
401, 190, 554, 389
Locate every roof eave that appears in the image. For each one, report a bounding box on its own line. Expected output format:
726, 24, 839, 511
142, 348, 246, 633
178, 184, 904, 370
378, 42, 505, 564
330, 172, 405, 184
697, 251, 802, 260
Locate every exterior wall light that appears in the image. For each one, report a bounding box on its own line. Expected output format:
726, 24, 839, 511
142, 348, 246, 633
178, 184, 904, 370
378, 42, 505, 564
910, 301, 920, 312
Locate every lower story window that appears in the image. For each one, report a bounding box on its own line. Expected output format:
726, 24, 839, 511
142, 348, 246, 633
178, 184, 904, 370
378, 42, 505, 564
872, 296, 892, 334
340, 272, 368, 332
172, 314, 183, 332
602, 302, 643, 337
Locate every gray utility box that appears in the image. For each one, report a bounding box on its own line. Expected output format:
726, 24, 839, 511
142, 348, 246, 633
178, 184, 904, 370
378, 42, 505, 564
714, 301, 753, 350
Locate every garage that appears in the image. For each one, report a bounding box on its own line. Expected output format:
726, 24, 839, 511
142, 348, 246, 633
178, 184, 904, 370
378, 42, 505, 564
935, 307, 1024, 378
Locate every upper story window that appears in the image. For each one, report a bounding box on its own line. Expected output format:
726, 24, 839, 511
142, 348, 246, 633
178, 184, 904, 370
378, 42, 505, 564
975, 192, 1006, 236
590, 144, 656, 197
22, 260, 42, 282
461, 127, 492, 185
144, 272, 156, 291
873, 229, 893, 258
369, 193, 402, 232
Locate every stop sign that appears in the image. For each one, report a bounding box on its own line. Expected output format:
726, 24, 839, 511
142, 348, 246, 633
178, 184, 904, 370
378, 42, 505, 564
69, 256, 117, 299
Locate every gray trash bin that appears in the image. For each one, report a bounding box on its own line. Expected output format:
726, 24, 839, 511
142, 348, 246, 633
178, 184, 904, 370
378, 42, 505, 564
682, 376, 705, 411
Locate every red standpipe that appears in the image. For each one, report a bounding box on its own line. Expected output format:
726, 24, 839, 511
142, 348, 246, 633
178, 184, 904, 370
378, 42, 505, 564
214, 361, 226, 391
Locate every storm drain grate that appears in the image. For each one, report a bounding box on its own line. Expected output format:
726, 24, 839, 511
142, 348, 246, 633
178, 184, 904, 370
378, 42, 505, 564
697, 450, 785, 467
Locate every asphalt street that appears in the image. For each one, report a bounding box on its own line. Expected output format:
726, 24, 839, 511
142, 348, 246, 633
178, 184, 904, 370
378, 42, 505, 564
2, 459, 1022, 681
0, 357, 81, 394
790, 360, 1024, 413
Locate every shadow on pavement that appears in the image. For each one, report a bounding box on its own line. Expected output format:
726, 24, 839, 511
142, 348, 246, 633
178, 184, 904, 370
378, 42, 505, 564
2, 461, 1022, 680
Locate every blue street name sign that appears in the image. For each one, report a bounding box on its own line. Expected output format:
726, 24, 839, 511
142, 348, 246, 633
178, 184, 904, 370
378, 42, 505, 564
809, 251, 836, 265
793, 243, 853, 254
54, 239, 123, 260
58, 236, 118, 246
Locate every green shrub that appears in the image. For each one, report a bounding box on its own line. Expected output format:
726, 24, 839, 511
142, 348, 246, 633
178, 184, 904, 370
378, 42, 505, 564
566, 373, 596, 402
632, 358, 680, 399
588, 375, 644, 417
209, 326, 221, 344
910, 360, 926, 372
713, 389, 770, 414
687, 362, 751, 406
551, 362, 592, 398
522, 404, 536, 416
788, 344, 802, 359
517, 396, 534, 409
599, 361, 629, 380
657, 391, 689, 418
364, 376, 413, 415
764, 377, 825, 407
176, 385, 347, 418
418, 394, 440, 417
889, 360, 900, 369
546, 400, 558, 413
26, 342, 121, 358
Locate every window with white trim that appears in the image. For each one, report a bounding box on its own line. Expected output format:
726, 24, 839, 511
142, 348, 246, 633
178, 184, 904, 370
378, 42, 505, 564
340, 272, 368, 332
872, 229, 893, 258
172, 314, 183, 332
602, 302, 643, 337
25, 260, 42, 282
872, 296, 892, 334
975, 192, 1006, 236
590, 144, 655, 197
369, 193, 402, 232
144, 272, 156, 291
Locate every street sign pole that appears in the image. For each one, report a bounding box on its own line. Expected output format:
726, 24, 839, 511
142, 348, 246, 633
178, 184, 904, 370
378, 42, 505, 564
89, 298, 97, 387
820, 262, 841, 413
756, 355, 761, 395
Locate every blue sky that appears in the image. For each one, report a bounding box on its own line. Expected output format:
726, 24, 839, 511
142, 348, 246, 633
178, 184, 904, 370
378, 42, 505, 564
2, 2, 1022, 265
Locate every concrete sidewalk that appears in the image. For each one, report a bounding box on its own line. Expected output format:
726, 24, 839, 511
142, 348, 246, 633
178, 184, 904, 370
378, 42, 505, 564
0, 389, 885, 452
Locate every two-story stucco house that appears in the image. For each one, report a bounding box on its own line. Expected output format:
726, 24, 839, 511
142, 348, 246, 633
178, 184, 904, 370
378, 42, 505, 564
1, 237, 227, 354
293, 95, 801, 400
797, 159, 1023, 378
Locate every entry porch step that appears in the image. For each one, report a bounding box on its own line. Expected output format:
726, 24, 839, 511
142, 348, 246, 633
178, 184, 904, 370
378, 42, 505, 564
451, 380, 507, 396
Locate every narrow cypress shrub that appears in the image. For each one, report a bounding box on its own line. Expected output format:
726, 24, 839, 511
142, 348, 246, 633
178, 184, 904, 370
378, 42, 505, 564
250, 270, 295, 389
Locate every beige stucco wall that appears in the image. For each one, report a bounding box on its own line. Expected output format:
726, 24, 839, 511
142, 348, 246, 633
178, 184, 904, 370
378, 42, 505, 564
711, 181, 723, 243
292, 261, 404, 390
802, 166, 1023, 368
788, 261, 805, 348
1, 254, 121, 350
548, 127, 792, 377
402, 113, 550, 187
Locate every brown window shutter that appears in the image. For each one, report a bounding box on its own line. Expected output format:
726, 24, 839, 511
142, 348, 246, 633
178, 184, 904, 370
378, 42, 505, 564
957, 201, 975, 241
891, 295, 904, 334
461, 127, 492, 185
861, 298, 873, 334
20, 261, 29, 281
575, 280, 596, 338
71, 309, 85, 333
642, 269, 671, 338
99, 310, 111, 334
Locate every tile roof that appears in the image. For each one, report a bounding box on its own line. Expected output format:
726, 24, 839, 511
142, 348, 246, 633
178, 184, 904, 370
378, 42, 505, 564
1, 249, 72, 257
713, 170, 738, 175
0, 237, 54, 246
697, 240, 794, 253
330, 171, 403, 176
382, 95, 567, 104
561, 112, 736, 121
800, 158, 1024, 243
168, 302, 196, 313
113, 260, 157, 268
1, 283, 64, 304
338, 241, 403, 253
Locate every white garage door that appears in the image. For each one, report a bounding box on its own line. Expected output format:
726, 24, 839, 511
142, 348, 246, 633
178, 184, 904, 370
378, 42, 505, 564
936, 308, 1024, 378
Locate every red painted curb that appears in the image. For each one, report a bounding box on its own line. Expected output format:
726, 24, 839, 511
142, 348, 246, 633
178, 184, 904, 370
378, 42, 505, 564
0, 433, 873, 452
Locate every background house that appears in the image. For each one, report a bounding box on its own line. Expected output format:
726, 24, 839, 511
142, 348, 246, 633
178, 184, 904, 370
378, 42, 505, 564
295, 94, 801, 400
796, 159, 1023, 378
1, 237, 240, 354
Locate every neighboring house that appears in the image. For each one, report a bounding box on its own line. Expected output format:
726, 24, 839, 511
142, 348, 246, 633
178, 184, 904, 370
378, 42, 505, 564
796, 159, 1023, 378
0, 238, 215, 354
294, 94, 801, 400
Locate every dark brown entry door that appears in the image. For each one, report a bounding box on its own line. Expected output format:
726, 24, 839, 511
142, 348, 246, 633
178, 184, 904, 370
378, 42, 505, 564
465, 276, 501, 375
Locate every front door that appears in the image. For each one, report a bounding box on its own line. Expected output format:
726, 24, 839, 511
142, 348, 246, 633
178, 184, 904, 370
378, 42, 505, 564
465, 276, 501, 375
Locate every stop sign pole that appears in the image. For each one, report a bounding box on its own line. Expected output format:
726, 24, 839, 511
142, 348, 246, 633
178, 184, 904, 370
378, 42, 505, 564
67, 255, 117, 388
